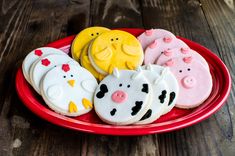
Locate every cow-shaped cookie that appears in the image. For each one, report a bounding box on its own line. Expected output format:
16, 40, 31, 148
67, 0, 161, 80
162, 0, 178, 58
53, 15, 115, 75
164, 57, 212, 108
41, 63, 98, 116
144, 37, 189, 65
137, 29, 176, 50
94, 68, 152, 125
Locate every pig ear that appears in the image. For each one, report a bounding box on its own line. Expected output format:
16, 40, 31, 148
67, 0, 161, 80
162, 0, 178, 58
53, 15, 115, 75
46, 84, 63, 100
112, 68, 120, 78
164, 59, 174, 66
131, 66, 142, 80
81, 80, 98, 93
183, 56, 193, 63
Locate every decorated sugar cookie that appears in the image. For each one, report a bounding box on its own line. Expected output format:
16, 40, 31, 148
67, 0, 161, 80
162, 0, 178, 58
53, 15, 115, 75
156, 47, 209, 70
137, 29, 176, 50
94, 68, 152, 125
29, 54, 75, 94
164, 57, 212, 108
144, 37, 189, 65
136, 65, 170, 124
144, 65, 179, 114
88, 30, 144, 75
41, 63, 98, 116
22, 47, 65, 83
71, 26, 110, 61
80, 43, 105, 81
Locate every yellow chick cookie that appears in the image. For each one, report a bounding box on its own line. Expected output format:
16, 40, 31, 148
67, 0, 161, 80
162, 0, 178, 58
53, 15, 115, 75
88, 30, 144, 75
80, 43, 105, 81
71, 26, 110, 61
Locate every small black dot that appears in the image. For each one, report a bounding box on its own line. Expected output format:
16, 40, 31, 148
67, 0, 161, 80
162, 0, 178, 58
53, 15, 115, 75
187, 68, 191, 71
179, 70, 182, 73
54, 65, 57, 67
127, 85, 130, 88
116, 38, 118, 40
161, 52, 163, 54
71, 75, 73, 77
111, 38, 114, 41
96, 33, 99, 35
91, 33, 94, 36
119, 84, 122, 87
63, 76, 66, 78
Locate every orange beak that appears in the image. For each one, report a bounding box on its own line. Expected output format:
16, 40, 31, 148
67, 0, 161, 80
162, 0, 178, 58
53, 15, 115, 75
67, 79, 75, 87
112, 43, 118, 50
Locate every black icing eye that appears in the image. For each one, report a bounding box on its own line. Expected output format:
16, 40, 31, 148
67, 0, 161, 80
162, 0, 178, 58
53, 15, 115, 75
111, 38, 114, 41
91, 33, 94, 36
71, 74, 73, 77
127, 85, 130, 88
161, 52, 163, 54
187, 68, 191, 71
119, 84, 122, 87
54, 65, 57, 67
179, 70, 182, 73
96, 32, 99, 35
63, 76, 66, 78
116, 38, 118, 40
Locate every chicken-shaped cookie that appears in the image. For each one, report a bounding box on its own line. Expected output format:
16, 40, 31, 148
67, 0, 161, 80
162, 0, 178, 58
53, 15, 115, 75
71, 26, 110, 61
41, 63, 98, 117
88, 30, 144, 75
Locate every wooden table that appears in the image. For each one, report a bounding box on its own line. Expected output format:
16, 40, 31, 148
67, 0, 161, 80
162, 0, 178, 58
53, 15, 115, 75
0, 0, 234, 155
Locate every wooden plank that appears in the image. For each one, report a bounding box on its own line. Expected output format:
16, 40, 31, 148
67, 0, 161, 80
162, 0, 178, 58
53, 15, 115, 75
141, 0, 235, 155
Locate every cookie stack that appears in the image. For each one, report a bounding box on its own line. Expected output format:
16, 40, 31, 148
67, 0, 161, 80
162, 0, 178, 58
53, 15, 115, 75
22, 47, 98, 116
71, 27, 144, 81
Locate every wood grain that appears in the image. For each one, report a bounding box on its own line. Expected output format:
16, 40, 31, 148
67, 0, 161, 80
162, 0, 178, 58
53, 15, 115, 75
0, 0, 234, 155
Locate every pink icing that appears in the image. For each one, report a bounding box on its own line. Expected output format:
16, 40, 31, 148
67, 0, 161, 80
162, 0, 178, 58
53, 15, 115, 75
163, 37, 172, 43
180, 47, 190, 54
163, 50, 172, 56
145, 29, 153, 36
182, 76, 196, 89
111, 90, 128, 103
148, 40, 157, 49
183, 57, 192, 63
164, 59, 174, 66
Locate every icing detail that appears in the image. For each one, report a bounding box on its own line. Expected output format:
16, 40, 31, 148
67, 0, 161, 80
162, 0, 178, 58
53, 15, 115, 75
183, 57, 193, 63
141, 84, 149, 93
111, 90, 128, 103
146, 64, 153, 71
67, 79, 75, 87
111, 43, 118, 50
125, 61, 135, 70
108, 64, 115, 74
145, 29, 153, 36
62, 64, 70, 72
112, 68, 120, 78
148, 40, 157, 49
96, 84, 108, 99
180, 47, 190, 54
47, 85, 63, 100
163, 50, 172, 56
158, 90, 167, 103
69, 101, 78, 113
82, 98, 93, 109
41, 58, 50, 66
140, 109, 152, 120
131, 101, 143, 116
182, 76, 196, 89
131, 69, 142, 80
81, 80, 97, 93
164, 59, 174, 66
122, 44, 140, 56
84, 56, 91, 64
168, 92, 176, 106
94, 47, 112, 61
163, 37, 172, 43
34, 49, 43, 56
110, 108, 117, 116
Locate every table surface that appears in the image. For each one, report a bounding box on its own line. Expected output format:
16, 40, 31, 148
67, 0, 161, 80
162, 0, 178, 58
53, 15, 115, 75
0, 0, 234, 155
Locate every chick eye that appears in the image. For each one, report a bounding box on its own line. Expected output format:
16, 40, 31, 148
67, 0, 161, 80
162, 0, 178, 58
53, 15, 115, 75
111, 38, 114, 41
96, 32, 99, 35
91, 33, 94, 36
127, 85, 130, 88
116, 38, 118, 40
63, 76, 66, 78
71, 74, 73, 77
187, 68, 191, 71
179, 70, 182, 73
119, 83, 122, 87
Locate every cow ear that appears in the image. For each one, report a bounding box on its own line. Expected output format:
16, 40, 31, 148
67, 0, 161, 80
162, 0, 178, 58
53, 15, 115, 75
81, 80, 98, 93
146, 64, 153, 71
154, 67, 169, 84
131, 66, 142, 79
112, 68, 120, 78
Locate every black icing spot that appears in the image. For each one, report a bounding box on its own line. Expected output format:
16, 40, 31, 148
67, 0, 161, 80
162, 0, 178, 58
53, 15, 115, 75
131, 101, 143, 116
158, 90, 167, 103
96, 84, 108, 99
110, 108, 116, 116
141, 84, 149, 93
168, 92, 176, 106
140, 109, 152, 120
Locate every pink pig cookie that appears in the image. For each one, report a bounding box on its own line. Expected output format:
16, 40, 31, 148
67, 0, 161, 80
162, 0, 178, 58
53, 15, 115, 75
164, 57, 212, 108
156, 47, 209, 71
137, 29, 176, 50
144, 37, 189, 65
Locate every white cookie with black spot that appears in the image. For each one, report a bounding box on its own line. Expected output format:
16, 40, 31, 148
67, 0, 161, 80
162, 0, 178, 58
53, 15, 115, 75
94, 68, 152, 125
135, 65, 170, 124
22, 47, 65, 84
143, 65, 179, 114
29, 54, 76, 94
41, 63, 98, 117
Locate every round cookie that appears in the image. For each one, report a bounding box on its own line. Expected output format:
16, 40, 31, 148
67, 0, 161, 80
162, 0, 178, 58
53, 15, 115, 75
80, 42, 105, 81
22, 47, 65, 83
88, 30, 144, 75
164, 57, 212, 108
29, 54, 75, 94
94, 68, 152, 125
137, 29, 176, 50
41, 63, 98, 117
71, 26, 110, 61
135, 65, 170, 124
143, 64, 179, 114
144, 37, 189, 65
156, 47, 209, 70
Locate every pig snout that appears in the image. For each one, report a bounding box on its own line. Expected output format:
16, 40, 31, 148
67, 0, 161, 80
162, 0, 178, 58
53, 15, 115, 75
111, 90, 128, 103
182, 76, 196, 89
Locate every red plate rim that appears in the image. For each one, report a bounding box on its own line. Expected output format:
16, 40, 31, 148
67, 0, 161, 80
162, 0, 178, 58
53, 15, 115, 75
15, 28, 231, 135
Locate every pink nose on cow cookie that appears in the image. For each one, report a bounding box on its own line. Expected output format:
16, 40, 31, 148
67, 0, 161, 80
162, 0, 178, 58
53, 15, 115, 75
111, 90, 128, 103
182, 76, 196, 89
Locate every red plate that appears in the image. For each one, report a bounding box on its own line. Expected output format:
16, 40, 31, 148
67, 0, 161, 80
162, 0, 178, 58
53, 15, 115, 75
15, 28, 231, 135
